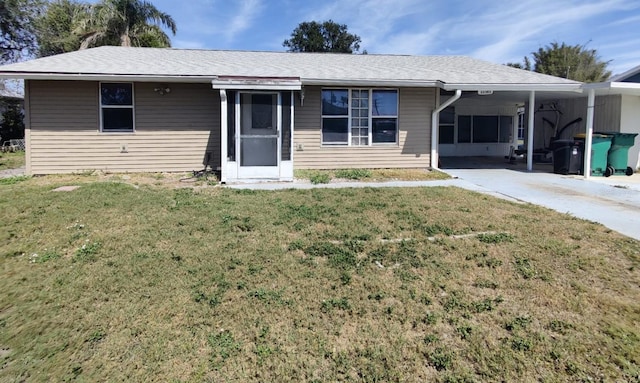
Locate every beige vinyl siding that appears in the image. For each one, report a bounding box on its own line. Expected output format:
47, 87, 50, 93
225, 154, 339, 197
27, 80, 220, 174
293, 86, 434, 169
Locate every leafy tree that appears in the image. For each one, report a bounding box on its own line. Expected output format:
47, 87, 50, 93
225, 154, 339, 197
35, 0, 88, 57
283, 20, 362, 53
505, 57, 531, 71
0, 0, 42, 63
532, 42, 611, 82
0, 100, 25, 141
78, 0, 177, 49
509, 42, 611, 82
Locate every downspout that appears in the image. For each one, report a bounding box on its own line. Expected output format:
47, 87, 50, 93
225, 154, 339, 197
431, 89, 462, 169
583, 88, 595, 179
219, 89, 228, 183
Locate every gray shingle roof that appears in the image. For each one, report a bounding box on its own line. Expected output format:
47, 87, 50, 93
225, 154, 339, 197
610, 64, 640, 82
0, 46, 580, 91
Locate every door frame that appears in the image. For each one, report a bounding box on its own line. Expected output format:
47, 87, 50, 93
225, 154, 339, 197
215, 79, 300, 183
236, 91, 281, 179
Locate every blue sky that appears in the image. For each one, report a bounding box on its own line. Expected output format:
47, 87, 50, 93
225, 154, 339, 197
156, 0, 638, 76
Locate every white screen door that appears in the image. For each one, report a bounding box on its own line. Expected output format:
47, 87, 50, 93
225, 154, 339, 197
237, 93, 280, 178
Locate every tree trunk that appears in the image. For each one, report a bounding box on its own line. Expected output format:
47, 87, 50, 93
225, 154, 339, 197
121, 25, 131, 47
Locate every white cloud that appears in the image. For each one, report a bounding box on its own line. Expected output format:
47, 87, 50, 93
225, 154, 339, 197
155, 0, 264, 47
158, 0, 639, 72
279, 0, 441, 53
223, 0, 264, 42
462, 0, 632, 62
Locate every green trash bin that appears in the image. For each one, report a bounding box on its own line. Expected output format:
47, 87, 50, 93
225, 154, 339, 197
595, 132, 638, 176
574, 134, 613, 176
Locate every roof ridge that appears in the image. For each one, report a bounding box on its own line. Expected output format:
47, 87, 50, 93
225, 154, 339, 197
87, 45, 470, 58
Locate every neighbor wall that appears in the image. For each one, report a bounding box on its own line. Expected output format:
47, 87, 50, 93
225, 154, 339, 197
620, 94, 640, 169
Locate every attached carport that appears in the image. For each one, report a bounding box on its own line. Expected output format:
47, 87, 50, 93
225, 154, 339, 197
432, 84, 584, 173
434, 76, 640, 179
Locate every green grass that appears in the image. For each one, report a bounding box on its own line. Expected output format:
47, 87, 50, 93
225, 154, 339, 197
0, 177, 639, 382
0, 150, 25, 171
295, 167, 450, 183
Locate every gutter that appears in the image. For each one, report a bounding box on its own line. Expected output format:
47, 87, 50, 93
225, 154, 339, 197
0, 73, 220, 83
431, 89, 462, 169
302, 78, 443, 88
442, 83, 582, 92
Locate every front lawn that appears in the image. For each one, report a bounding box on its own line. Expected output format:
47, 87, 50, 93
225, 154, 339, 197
0, 177, 638, 382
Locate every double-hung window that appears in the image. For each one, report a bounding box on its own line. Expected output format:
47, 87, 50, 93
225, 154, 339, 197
100, 83, 134, 132
322, 88, 398, 146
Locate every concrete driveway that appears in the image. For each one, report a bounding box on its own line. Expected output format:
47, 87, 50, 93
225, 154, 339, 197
444, 167, 640, 240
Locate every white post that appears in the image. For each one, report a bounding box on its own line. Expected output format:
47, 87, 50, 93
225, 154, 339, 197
431, 89, 461, 169
219, 89, 227, 183
527, 91, 535, 171
584, 88, 595, 179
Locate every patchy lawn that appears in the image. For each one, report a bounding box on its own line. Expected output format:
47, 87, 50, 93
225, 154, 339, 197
295, 168, 450, 183
0, 150, 25, 171
0, 177, 638, 382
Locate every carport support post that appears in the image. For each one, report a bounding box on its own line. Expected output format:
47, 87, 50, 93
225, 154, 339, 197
527, 91, 535, 171
583, 88, 595, 179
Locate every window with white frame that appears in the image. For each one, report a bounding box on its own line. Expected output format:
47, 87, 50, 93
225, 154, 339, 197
457, 115, 512, 143
438, 106, 455, 144
100, 83, 134, 132
321, 88, 398, 146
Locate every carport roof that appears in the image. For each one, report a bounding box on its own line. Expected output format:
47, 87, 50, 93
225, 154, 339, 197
0, 46, 581, 92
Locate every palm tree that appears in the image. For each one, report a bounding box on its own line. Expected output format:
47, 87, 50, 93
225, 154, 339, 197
36, 0, 91, 57
79, 0, 176, 49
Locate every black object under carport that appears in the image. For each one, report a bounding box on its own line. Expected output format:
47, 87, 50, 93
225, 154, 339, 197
551, 139, 583, 175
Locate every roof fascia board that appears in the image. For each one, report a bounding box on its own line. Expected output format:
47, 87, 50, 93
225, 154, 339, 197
582, 81, 640, 90
211, 77, 301, 90
609, 65, 640, 82
581, 81, 640, 96
302, 78, 443, 88
0, 73, 583, 93
0, 73, 216, 83
442, 83, 582, 92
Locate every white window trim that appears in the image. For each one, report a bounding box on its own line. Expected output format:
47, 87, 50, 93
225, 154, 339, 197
321, 88, 399, 147
371, 89, 399, 146
438, 106, 456, 145
457, 114, 513, 144
321, 88, 349, 146
99, 82, 135, 133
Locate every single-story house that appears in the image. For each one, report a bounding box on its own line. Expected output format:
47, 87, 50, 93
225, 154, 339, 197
0, 46, 587, 182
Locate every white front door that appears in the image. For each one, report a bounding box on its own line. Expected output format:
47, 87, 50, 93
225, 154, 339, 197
237, 92, 280, 178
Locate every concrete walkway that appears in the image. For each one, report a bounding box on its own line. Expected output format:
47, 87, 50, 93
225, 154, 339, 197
0, 166, 25, 178
229, 169, 640, 241
443, 168, 640, 241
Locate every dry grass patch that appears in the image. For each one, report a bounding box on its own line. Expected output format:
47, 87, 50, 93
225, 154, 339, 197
0, 177, 638, 382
